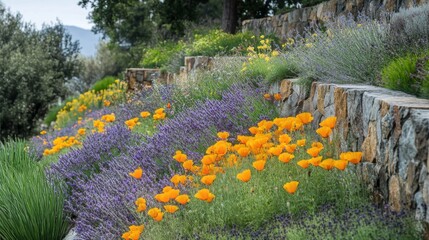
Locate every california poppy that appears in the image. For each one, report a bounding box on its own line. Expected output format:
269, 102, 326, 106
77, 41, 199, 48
297, 160, 310, 169
334, 160, 348, 170
279, 134, 292, 144
237, 169, 251, 182
201, 154, 217, 165
154, 193, 170, 203
252, 160, 266, 171
273, 93, 282, 101
201, 175, 217, 185
155, 108, 165, 114
249, 126, 259, 135
316, 126, 332, 138
170, 174, 187, 186
167, 102, 172, 109
164, 205, 179, 213
283, 181, 299, 194
129, 167, 143, 179
237, 147, 251, 157
306, 147, 322, 157
140, 111, 151, 118
339, 152, 362, 164
296, 112, 314, 124
285, 144, 297, 153
311, 141, 324, 149
278, 152, 294, 163
148, 208, 164, 221
135, 197, 146, 212
194, 188, 216, 203
296, 139, 306, 147
122, 225, 144, 240
319, 116, 337, 129
217, 131, 230, 139
182, 160, 194, 171
165, 188, 180, 199
263, 93, 271, 100
268, 146, 283, 156
319, 159, 335, 170
175, 194, 190, 205
309, 156, 322, 166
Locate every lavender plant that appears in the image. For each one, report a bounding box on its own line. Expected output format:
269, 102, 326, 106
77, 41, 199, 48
51, 82, 276, 239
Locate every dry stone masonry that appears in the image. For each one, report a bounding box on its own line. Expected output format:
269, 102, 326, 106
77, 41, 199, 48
242, 0, 429, 40
270, 79, 429, 224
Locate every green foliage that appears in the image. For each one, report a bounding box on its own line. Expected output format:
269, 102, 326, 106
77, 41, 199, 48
186, 30, 254, 56
141, 41, 186, 68
0, 4, 81, 140
243, 57, 299, 83
381, 52, 429, 98
0, 139, 69, 239
91, 76, 117, 92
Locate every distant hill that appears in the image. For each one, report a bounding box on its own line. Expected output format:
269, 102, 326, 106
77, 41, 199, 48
64, 25, 103, 57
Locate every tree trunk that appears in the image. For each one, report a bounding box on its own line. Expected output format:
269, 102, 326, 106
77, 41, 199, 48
221, 0, 238, 34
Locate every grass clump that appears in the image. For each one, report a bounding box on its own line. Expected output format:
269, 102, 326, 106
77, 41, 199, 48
141, 41, 186, 68
381, 52, 429, 98
90, 76, 117, 92
0, 139, 69, 240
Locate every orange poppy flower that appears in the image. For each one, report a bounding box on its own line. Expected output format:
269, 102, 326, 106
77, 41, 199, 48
217, 131, 230, 139
182, 160, 194, 171
273, 93, 282, 101
278, 152, 295, 163
194, 188, 216, 203
339, 152, 362, 164
268, 146, 283, 156
319, 159, 335, 170
140, 111, 151, 118
311, 142, 324, 149
166, 189, 180, 199
252, 160, 266, 171
154, 193, 170, 203
201, 154, 216, 165
316, 126, 332, 138
296, 139, 306, 147
283, 181, 299, 194
237, 169, 251, 182
237, 135, 251, 144
175, 194, 190, 205
167, 102, 172, 109
213, 141, 228, 156
225, 154, 238, 166
278, 134, 292, 144
135, 197, 146, 212
162, 186, 173, 193
334, 160, 348, 170
129, 167, 143, 179
77, 128, 86, 135
147, 208, 164, 222
309, 156, 322, 166
155, 108, 165, 114
297, 160, 310, 169
122, 225, 144, 240
319, 116, 337, 129
306, 147, 322, 157
170, 174, 187, 186
285, 144, 297, 153
255, 153, 268, 162
249, 126, 259, 135
263, 93, 271, 100
164, 205, 179, 213
237, 147, 251, 157
201, 175, 217, 185
296, 112, 314, 124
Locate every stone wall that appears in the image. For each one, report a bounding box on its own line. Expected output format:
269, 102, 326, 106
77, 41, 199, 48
242, 0, 429, 40
269, 79, 429, 223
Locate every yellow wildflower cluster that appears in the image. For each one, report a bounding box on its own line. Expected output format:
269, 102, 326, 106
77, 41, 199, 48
242, 35, 280, 72
124, 107, 168, 131
55, 80, 127, 127
123, 103, 362, 237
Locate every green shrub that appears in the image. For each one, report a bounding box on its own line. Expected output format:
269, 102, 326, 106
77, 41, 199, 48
141, 41, 186, 68
381, 52, 429, 98
90, 76, 117, 92
0, 139, 69, 240
185, 30, 254, 56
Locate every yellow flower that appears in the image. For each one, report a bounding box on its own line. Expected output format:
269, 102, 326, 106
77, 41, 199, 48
125, 118, 139, 130
77, 128, 86, 135
296, 139, 306, 147
40, 130, 47, 135
140, 111, 151, 118
155, 108, 165, 114
283, 181, 299, 194
101, 113, 115, 122
271, 50, 280, 57
217, 131, 229, 139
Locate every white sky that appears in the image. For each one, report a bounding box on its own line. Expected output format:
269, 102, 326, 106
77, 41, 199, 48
1, 0, 93, 29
